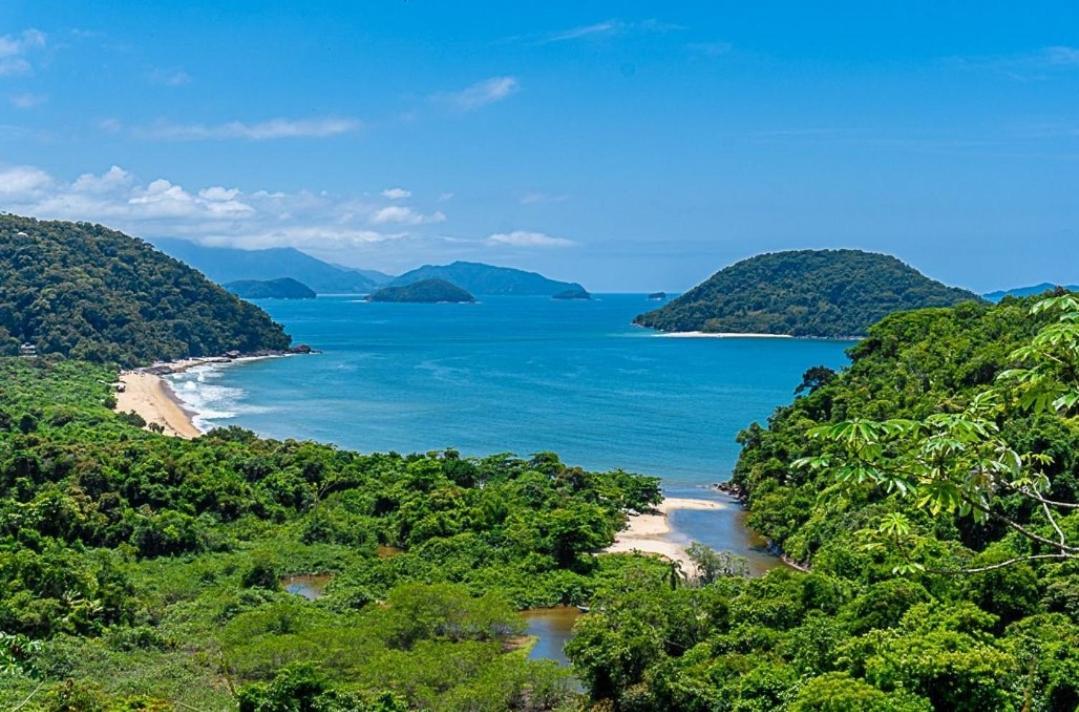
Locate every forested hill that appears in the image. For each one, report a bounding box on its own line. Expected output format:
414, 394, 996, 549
391, 261, 585, 296
225, 277, 317, 300
0, 215, 291, 366
634, 249, 981, 337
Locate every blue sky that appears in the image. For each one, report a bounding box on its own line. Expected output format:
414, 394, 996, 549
1, 1, 1077, 291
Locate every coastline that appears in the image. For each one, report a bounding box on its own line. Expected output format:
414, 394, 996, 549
656, 331, 794, 339
604, 497, 729, 573
115, 370, 202, 438
114, 353, 292, 438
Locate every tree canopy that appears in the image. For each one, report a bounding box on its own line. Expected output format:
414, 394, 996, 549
635, 249, 981, 337
0, 215, 291, 366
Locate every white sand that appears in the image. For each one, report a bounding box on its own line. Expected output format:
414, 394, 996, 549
114, 372, 201, 438
604, 497, 729, 572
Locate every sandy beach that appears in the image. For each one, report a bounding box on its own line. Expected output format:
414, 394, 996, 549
604, 497, 729, 573
115, 371, 202, 438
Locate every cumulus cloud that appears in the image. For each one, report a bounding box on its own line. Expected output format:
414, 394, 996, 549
381, 187, 411, 200
0, 163, 428, 254
131, 117, 362, 141
0, 165, 52, 197
437, 76, 519, 111
487, 230, 575, 248
371, 205, 446, 225
0, 28, 46, 76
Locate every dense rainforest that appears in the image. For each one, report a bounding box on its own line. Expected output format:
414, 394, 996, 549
0, 358, 664, 710
634, 249, 981, 337
569, 295, 1079, 711
0, 216, 291, 366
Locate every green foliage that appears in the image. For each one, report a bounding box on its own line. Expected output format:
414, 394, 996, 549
0, 214, 291, 366
635, 249, 980, 337
570, 296, 1078, 711
0, 356, 662, 708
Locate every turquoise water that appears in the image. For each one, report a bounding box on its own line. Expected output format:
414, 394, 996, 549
169, 294, 850, 565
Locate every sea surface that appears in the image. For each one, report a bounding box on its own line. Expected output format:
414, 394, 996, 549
168, 294, 850, 567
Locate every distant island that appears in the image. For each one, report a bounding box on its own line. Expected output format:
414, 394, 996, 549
366, 278, 476, 303
635, 249, 981, 337
984, 282, 1077, 303
1, 215, 291, 366
552, 287, 591, 300
151, 237, 384, 294
390, 261, 585, 296
648, 291, 667, 300
225, 277, 317, 300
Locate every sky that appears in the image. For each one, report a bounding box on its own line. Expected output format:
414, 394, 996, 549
1, 1, 1078, 292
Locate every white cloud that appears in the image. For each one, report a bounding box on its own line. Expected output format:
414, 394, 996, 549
0, 28, 46, 76
132, 117, 362, 141
437, 192, 455, 202
10, 92, 46, 109
72, 165, 131, 193
381, 187, 411, 200
437, 76, 519, 111
0, 163, 422, 255
0, 165, 51, 197
1043, 46, 1079, 66
371, 205, 446, 225
487, 230, 575, 248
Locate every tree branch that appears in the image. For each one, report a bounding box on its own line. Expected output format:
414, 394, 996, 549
963, 495, 1078, 554
927, 553, 1072, 575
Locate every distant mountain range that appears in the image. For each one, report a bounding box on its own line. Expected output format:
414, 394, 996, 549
390, 261, 585, 296
983, 283, 1078, 303
151, 239, 584, 297
225, 278, 317, 300
635, 249, 981, 338
150, 238, 380, 294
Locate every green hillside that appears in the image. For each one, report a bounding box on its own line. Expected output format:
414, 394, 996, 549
635, 249, 981, 337
0, 215, 291, 366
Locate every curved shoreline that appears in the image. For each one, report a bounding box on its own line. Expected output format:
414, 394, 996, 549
604, 497, 729, 572
115, 371, 202, 438
114, 355, 286, 438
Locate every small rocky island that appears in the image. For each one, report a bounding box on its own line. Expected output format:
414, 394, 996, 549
366, 278, 476, 303
648, 291, 667, 300
552, 287, 591, 300
225, 277, 317, 300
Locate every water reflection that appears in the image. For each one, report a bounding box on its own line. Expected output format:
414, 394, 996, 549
281, 573, 333, 600
520, 606, 582, 666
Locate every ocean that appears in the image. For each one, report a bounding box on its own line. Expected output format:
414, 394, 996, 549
168, 294, 850, 568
